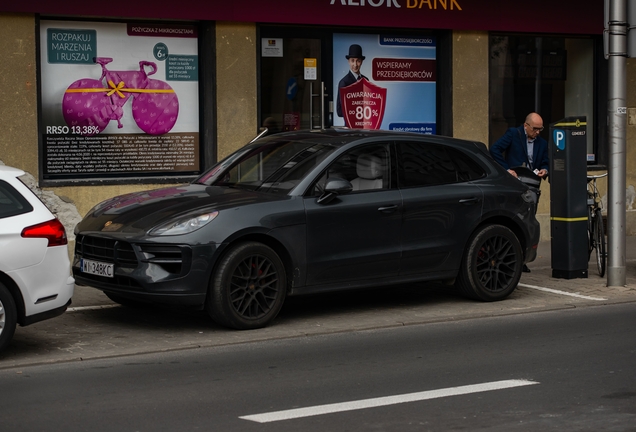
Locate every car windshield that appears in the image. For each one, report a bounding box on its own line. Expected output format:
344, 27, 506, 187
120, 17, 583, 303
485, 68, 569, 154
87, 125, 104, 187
194, 138, 335, 194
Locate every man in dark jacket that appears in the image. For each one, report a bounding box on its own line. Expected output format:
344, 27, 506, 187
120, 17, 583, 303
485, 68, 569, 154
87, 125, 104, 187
490, 112, 549, 273
490, 112, 549, 179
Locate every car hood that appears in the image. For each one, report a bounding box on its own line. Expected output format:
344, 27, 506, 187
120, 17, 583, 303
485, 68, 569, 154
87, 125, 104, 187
77, 184, 289, 234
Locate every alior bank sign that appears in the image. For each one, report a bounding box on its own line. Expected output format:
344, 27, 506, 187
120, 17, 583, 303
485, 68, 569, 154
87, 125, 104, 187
4, 0, 602, 35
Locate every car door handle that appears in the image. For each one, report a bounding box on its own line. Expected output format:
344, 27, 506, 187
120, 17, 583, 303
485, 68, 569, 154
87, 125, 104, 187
459, 197, 480, 205
378, 204, 398, 212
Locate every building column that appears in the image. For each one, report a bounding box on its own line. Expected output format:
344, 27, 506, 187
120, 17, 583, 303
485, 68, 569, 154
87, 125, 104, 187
215, 22, 258, 159
451, 30, 489, 145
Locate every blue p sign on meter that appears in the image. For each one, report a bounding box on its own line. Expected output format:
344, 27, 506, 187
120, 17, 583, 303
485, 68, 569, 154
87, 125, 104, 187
553, 129, 565, 150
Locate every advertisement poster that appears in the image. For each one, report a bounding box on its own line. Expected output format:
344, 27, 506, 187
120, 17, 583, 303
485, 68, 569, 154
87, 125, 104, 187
333, 33, 436, 134
39, 20, 200, 180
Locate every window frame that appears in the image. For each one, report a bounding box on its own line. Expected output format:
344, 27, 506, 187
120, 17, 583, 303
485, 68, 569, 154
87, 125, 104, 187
488, 33, 607, 169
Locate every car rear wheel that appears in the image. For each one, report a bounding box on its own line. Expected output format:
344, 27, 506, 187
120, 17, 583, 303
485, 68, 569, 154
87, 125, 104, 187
207, 242, 287, 330
0, 282, 18, 352
456, 224, 523, 301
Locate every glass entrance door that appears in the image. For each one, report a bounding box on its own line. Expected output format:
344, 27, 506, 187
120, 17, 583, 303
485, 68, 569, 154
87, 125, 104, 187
260, 37, 327, 133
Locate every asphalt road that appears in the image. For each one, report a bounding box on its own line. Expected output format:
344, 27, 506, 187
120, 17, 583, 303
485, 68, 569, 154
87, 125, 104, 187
1, 235, 636, 369
1, 302, 635, 431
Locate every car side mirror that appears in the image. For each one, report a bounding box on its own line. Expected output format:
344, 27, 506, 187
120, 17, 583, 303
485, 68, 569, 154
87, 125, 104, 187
316, 177, 353, 204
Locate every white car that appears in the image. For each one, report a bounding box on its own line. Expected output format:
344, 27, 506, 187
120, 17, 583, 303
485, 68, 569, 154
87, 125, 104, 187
0, 165, 74, 352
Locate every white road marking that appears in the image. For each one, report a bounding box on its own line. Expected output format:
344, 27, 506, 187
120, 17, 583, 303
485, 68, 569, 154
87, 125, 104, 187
66, 304, 121, 312
518, 283, 607, 301
240, 379, 539, 423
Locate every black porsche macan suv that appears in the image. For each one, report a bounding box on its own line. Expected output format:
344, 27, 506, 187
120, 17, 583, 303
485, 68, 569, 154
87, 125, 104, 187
73, 129, 540, 329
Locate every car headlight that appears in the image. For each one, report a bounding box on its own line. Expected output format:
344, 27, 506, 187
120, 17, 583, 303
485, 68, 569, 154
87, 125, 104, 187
150, 211, 219, 236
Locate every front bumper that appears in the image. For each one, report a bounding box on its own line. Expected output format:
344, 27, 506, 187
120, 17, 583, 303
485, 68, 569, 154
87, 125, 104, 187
72, 235, 219, 307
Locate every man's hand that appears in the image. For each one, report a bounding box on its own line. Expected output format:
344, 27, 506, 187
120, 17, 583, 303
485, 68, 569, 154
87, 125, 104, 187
507, 169, 518, 178
537, 169, 548, 178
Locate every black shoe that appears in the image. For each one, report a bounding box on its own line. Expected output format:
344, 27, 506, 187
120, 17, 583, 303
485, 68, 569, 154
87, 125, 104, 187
522, 265, 531, 273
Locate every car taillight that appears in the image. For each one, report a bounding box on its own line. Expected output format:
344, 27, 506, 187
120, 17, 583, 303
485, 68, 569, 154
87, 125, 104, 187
21, 218, 68, 247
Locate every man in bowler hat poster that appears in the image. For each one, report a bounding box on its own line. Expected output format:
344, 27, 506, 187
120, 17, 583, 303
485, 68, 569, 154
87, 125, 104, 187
336, 44, 367, 118
332, 33, 437, 132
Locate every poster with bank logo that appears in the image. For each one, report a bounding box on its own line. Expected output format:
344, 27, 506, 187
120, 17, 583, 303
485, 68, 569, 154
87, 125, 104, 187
39, 20, 200, 181
333, 33, 436, 134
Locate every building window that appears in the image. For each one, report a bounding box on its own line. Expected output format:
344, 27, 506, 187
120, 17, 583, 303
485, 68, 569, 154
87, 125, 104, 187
489, 35, 604, 165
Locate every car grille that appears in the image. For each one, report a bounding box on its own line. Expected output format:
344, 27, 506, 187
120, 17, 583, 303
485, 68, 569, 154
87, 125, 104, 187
75, 234, 138, 268
75, 235, 188, 276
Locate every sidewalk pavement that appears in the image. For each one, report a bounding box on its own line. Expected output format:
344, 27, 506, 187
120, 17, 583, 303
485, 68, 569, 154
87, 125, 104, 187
1, 238, 635, 369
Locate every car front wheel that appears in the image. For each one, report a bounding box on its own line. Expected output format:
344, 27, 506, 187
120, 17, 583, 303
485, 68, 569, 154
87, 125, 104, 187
456, 224, 523, 301
0, 282, 17, 352
207, 242, 287, 330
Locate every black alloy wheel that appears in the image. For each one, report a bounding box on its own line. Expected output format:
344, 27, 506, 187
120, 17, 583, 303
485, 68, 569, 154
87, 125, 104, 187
456, 224, 523, 301
207, 242, 287, 330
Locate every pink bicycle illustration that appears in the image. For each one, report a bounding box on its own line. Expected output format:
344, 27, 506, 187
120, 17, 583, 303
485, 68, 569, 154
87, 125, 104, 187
63, 57, 179, 136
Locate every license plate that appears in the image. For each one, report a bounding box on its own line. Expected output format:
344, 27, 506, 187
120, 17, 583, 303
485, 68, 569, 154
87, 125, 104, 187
81, 258, 114, 278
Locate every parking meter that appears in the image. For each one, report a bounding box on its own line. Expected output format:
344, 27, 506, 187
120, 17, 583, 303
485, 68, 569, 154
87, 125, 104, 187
549, 116, 588, 279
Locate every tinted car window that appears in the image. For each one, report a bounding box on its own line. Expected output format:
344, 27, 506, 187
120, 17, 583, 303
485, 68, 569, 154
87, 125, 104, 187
313, 143, 390, 195
446, 147, 486, 182
202, 139, 334, 195
398, 141, 457, 187
397, 141, 485, 187
0, 180, 33, 219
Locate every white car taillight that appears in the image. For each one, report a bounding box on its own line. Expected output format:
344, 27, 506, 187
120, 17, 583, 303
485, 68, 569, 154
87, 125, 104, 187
21, 218, 68, 247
